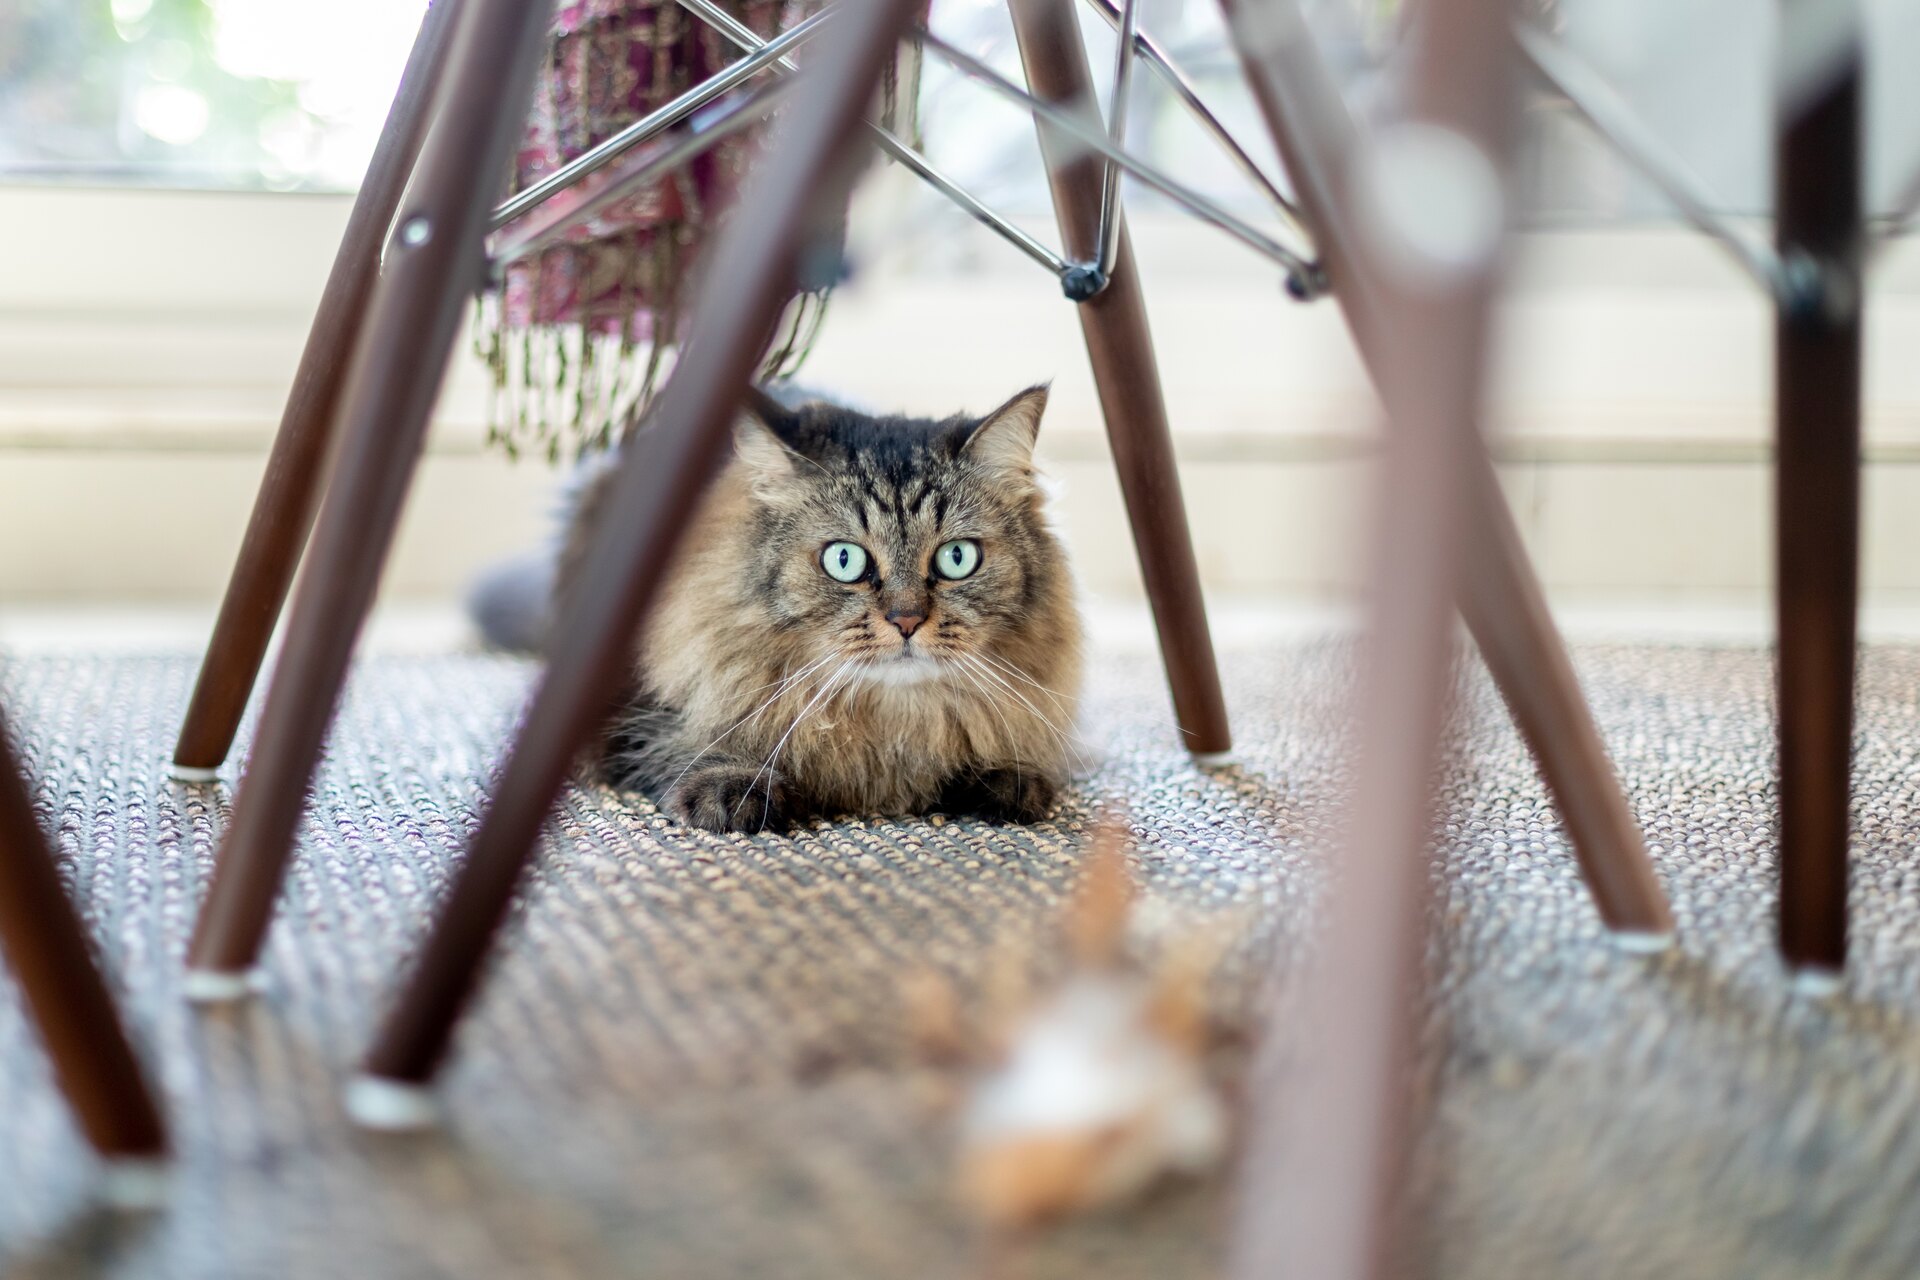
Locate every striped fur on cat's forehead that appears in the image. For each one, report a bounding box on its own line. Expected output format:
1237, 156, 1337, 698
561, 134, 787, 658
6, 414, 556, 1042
736, 385, 1050, 536
740, 385, 1046, 480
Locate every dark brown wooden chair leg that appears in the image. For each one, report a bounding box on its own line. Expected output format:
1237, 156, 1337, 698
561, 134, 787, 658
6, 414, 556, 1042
1221, 0, 1517, 1274
1219, 0, 1671, 943
1007, 0, 1232, 759
0, 714, 168, 1193
182, 0, 556, 1000
343, 0, 923, 1127
1775, 35, 1863, 988
170, 0, 464, 781
1461, 453, 1674, 941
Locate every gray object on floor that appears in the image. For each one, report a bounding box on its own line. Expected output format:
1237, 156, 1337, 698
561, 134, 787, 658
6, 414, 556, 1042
3, 643, 1920, 1277
466, 549, 557, 654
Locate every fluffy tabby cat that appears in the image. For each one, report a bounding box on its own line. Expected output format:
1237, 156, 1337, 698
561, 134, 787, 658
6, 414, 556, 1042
554, 385, 1083, 833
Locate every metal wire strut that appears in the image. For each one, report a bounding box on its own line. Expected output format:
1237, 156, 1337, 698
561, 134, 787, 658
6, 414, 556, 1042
486, 0, 1325, 300
673, 0, 1071, 277
1094, 0, 1143, 281
1515, 24, 1786, 298
916, 27, 1324, 296
490, 7, 836, 231
667, 0, 1325, 295
1081, 0, 1306, 234
489, 76, 804, 269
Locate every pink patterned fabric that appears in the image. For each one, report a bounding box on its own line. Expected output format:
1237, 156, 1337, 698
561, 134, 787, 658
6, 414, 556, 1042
498, 0, 794, 339
478, 0, 920, 457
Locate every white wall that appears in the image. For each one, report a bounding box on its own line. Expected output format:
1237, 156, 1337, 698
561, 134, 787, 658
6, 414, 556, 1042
5, 175, 1920, 609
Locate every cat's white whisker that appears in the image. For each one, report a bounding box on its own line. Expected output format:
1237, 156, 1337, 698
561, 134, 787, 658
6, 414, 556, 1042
980, 648, 1173, 734
732, 656, 834, 701
661, 650, 842, 798
975, 651, 1077, 713
745, 659, 857, 828
948, 655, 1023, 774
961, 655, 1074, 752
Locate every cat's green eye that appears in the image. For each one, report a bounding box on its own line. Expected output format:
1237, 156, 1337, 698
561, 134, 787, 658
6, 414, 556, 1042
934, 538, 982, 581
821, 541, 870, 583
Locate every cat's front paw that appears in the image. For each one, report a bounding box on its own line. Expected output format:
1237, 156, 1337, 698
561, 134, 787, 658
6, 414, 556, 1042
665, 764, 793, 833
938, 767, 1058, 824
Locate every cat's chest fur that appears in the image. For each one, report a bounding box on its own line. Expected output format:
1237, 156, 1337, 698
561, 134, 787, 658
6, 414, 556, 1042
702, 676, 1057, 816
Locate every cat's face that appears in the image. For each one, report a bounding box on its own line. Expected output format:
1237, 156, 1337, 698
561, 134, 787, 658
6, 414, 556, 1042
736, 386, 1063, 689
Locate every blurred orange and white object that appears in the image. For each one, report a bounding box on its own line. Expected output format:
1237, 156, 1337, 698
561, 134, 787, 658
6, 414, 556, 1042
954, 818, 1227, 1228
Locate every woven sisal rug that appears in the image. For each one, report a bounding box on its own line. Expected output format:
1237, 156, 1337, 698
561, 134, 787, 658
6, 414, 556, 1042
3, 642, 1920, 1278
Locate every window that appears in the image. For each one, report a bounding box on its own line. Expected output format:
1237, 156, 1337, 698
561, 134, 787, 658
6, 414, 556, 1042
0, 0, 424, 190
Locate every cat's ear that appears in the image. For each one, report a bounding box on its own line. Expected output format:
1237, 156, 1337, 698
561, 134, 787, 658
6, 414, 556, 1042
734, 387, 804, 486
962, 384, 1048, 473
743, 385, 798, 434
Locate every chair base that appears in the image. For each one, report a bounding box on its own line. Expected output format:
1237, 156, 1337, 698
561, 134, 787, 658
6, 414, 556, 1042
167, 762, 222, 785
344, 1074, 440, 1132
100, 1156, 172, 1211
182, 966, 262, 1004
1609, 929, 1674, 955
1191, 750, 1237, 769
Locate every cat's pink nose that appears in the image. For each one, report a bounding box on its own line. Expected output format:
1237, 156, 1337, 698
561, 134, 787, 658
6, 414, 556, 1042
887, 611, 925, 639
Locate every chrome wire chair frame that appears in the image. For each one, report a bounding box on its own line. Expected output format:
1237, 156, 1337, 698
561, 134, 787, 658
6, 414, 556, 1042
481, 0, 1326, 298
1094, 0, 1142, 278
1514, 23, 1786, 296
484, 0, 1067, 278
488, 6, 838, 231
671, 0, 1071, 276
489, 75, 804, 269
677, 0, 1323, 294
1082, 0, 1306, 233
915, 27, 1323, 292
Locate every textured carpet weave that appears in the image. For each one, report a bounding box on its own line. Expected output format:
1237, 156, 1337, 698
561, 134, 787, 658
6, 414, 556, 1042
3, 642, 1920, 1278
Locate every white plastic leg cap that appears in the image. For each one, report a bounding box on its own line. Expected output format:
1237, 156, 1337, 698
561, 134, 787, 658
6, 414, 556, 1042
1191, 751, 1237, 769
1610, 930, 1675, 955
167, 762, 221, 784
344, 1074, 440, 1132
182, 967, 260, 1004
100, 1157, 171, 1211
1789, 966, 1844, 997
